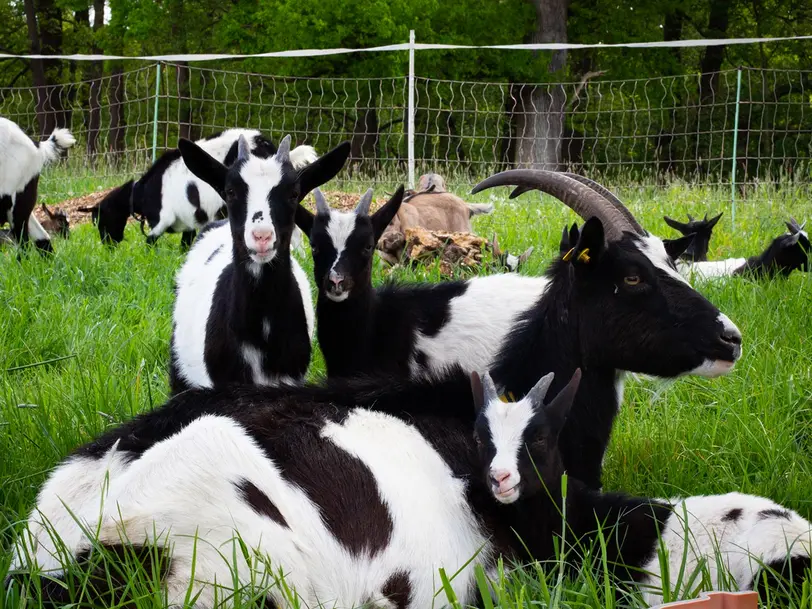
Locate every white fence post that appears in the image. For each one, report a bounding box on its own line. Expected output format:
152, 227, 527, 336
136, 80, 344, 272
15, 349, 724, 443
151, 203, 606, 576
407, 29, 416, 189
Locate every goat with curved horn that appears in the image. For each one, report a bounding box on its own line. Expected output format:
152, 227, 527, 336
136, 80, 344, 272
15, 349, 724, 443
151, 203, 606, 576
471, 170, 638, 242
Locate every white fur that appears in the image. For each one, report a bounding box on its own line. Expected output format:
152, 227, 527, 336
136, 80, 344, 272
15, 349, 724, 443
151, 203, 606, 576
325, 210, 359, 298
24, 411, 490, 608
172, 222, 314, 389
483, 398, 535, 504
410, 274, 549, 377
26, 214, 50, 242
639, 234, 691, 285
240, 155, 284, 263
640, 493, 812, 604
688, 313, 742, 377
0, 118, 75, 196
679, 259, 748, 280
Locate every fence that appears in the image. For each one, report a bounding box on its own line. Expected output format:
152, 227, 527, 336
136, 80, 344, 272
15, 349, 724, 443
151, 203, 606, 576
1, 40, 810, 209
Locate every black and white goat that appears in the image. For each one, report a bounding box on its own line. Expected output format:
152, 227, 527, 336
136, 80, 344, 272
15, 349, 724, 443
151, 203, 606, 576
0, 117, 76, 252
672, 217, 810, 280
167, 135, 351, 393
664, 212, 724, 262
87, 128, 317, 247
474, 368, 811, 605
11, 370, 809, 608
299, 171, 742, 488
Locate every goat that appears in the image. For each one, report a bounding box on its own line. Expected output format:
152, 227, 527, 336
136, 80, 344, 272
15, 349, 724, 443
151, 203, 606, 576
663, 212, 724, 262
488, 233, 533, 272
474, 368, 812, 605
12, 370, 807, 608
297, 170, 742, 489
39, 204, 70, 239
378, 173, 493, 262
85, 129, 317, 247
676, 218, 809, 280
167, 135, 351, 394
0, 117, 76, 252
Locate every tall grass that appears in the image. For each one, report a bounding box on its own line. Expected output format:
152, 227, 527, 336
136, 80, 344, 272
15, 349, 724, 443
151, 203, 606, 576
1, 179, 811, 607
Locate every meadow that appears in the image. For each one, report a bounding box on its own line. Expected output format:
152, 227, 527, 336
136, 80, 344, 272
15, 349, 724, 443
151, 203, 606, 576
1, 174, 811, 608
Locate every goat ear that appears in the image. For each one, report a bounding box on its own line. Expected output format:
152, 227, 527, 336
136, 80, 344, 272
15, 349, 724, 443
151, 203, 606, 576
567, 216, 604, 267
518, 246, 534, 264
559, 225, 570, 254
297, 141, 351, 198
41, 203, 55, 219
178, 138, 228, 196
544, 368, 582, 435
481, 371, 501, 406
371, 185, 405, 241
706, 211, 723, 230
663, 234, 695, 261
491, 233, 502, 257
470, 371, 484, 414
295, 204, 315, 238
663, 215, 689, 234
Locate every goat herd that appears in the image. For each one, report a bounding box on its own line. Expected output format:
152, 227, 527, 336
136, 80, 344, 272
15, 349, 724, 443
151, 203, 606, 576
2, 118, 812, 608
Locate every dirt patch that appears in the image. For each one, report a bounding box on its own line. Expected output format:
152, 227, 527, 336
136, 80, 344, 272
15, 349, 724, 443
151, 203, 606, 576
34, 188, 116, 227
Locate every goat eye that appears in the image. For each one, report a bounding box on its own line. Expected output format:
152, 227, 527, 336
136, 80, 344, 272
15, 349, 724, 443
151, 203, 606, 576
624, 275, 641, 286
225, 188, 235, 199
364, 244, 374, 255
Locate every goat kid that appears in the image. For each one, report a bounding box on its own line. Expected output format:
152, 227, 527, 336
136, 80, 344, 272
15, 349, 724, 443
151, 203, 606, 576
299, 171, 742, 488
12, 370, 807, 608
663, 212, 724, 262
39, 204, 70, 239
0, 117, 76, 252
474, 368, 812, 605
86, 129, 317, 247
168, 135, 350, 393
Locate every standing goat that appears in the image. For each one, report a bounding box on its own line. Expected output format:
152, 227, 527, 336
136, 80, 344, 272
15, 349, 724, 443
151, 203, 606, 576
298, 171, 742, 489
0, 117, 76, 252
168, 135, 350, 393
85, 129, 317, 247
474, 368, 811, 606
13, 370, 808, 608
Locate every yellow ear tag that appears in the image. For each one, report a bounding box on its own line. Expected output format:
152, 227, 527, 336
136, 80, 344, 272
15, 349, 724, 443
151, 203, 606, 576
498, 392, 516, 403
562, 247, 576, 262
577, 248, 591, 263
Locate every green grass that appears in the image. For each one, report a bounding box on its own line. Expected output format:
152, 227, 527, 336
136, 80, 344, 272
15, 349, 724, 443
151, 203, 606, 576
1, 177, 812, 607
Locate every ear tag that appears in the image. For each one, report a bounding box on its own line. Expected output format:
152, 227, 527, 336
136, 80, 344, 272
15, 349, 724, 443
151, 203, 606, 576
577, 248, 591, 263
562, 248, 576, 262
614, 284, 619, 294
498, 392, 516, 403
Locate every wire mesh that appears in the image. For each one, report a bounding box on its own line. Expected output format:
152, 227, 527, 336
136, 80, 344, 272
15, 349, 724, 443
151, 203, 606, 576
0, 63, 809, 203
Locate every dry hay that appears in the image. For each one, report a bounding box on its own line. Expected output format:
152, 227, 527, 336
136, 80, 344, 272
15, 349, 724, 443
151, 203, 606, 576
401, 227, 488, 276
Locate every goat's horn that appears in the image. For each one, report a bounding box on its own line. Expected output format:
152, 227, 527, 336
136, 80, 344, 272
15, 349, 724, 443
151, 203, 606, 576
561, 172, 644, 235
275, 135, 291, 164
237, 135, 251, 162
472, 170, 635, 242
355, 188, 374, 216
526, 371, 555, 407
481, 372, 500, 405
313, 188, 330, 215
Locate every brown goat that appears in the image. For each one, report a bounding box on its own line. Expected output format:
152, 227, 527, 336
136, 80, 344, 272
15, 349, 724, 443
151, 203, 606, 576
39, 204, 70, 239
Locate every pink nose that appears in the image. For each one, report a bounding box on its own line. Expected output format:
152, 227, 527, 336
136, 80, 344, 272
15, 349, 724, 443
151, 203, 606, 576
252, 228, 274, 251
328, 271, 344, 289
490, 469, 511, 485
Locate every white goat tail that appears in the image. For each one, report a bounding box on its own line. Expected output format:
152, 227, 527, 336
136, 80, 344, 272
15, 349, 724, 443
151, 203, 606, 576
290, 145, 318, 170
38, 128, 76, 165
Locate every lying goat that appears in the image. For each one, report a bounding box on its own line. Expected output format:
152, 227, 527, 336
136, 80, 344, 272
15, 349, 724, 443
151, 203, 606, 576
378, 172, 493, 262
12, 368, 808, 608
297, 171, 741, 489
39, 204, 69, 239
85, 129, 316, 247
663, 212, 724, 262
0, 117, 76, 252
474, 368, 811, 606
168, 135, 350, 393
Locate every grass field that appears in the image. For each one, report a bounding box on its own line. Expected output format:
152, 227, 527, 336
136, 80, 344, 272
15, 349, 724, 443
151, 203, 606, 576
1, 177, 811, 607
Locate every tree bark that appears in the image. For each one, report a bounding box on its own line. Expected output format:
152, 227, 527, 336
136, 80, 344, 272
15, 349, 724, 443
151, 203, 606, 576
656, 7, 686, 175
86, 0, 105, 156
23, 0, 49, 135
109, 64, 126, 155
350, 103, 379, 174
513, 0, 569, 170
37, 0, 66, 131
699, 0, 733, 102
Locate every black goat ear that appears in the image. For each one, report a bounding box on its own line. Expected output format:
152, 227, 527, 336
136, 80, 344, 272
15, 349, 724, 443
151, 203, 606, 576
565, 216, 604, 267
706, 212, 723, 230
663, 215, 689, 234
663, 233, 695, 261
372, 185, 405, 242
470, 371, 484, 414
298, 141, 351, 198
295, 205, 315, 238
178, 139, 228, 196
544, 368, 582, 435
559, 225, 570, 254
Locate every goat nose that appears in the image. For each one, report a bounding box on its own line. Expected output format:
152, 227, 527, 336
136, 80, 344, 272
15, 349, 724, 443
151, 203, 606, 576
721, 329, 742, 346
490, 470, 511, 485
252, 228, 274, 246
328, 272, 344, 289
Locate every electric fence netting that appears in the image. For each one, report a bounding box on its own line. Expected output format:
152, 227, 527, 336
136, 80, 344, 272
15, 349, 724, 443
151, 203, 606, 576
1, 35, 810, 221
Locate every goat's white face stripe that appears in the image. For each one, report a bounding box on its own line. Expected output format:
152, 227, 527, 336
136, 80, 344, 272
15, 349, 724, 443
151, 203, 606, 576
240, 156, 283, 262
484, 397, 535, 496
639, 235, 691, 284
326, 210, 358, 274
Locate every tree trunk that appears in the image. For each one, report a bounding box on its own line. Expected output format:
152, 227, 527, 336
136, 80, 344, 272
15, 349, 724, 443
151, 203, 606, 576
699, 0, 732, 102
23, 0, 49, 136
656, 7, 686, 176
350, 94, 379, 174
513, 0, 569, 170
109, 64, 126, 155
176, 62, 193, 140
37, 0, 66, 131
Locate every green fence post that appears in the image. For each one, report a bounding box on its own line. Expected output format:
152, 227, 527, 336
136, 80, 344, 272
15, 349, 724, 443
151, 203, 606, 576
730, 67, 743, 229
152, 63, 162, 163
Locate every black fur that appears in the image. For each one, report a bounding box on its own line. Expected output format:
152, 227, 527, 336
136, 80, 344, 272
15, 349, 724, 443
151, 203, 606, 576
235, 478, 289, 527
663, 212, 723, 262
722, 508, 743, 522
381, 571, 412, 609
734, 231, 810, 278
0, 176, 52, 253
